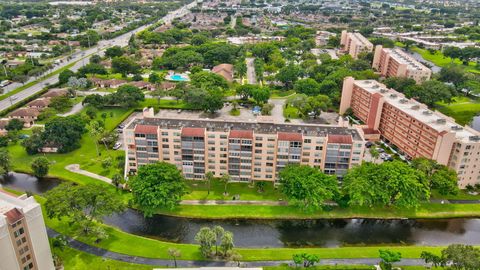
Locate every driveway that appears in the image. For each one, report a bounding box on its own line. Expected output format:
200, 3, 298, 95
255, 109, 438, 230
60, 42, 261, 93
246, 58, 257, 84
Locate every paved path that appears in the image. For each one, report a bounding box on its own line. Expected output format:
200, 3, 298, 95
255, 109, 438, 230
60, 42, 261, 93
46, 228, 427, 268
246, 58, 257, 84
58, 101, 84, 117
65, 164, 112, 184
181, 200, 288, 206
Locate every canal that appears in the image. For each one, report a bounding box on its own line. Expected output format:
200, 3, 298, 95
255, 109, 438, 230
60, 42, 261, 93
2, 172, 480, 248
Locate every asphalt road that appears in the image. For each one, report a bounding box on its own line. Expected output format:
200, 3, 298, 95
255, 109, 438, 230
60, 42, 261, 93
0, 0, 197, 113
246, 57, 257, 84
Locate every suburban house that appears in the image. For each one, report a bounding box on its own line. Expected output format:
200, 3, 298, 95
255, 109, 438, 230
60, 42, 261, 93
89, 78, 127, 89
159, 81, 177, 91
8, 108, 41, 127
212, 63, 234, 82
42, 88, 68, 98
129, 81, 156, 91
26, 98, 51, 111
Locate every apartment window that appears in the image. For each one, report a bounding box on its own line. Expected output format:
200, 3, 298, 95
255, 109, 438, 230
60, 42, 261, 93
161, 132, 168, 136
14, 228, 24, 238
267, 138, 275, 142
220, 135, 227, 139
255, 149, 262, 154
304, 139, 311, 143
147, 134, 157, 140
208, 134, 215, 138
255, 136, 263, 141
255, 143, 263, 147
162, 138, 169, 142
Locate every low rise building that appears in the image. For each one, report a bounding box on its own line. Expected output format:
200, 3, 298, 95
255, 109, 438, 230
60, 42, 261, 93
123, 109, 365, 181
0, 189, 55, 270
212, 63, 234, 82
340, 30, 373, 59
372, 45, 431, 83
8, 108, 41, 128
340, 77, 480, 187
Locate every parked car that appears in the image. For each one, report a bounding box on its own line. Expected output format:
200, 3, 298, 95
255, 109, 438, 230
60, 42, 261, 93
376, 147, 385, 153
117, 128, 123, 134
365, 141, 373, 148
113, 142, 122, 150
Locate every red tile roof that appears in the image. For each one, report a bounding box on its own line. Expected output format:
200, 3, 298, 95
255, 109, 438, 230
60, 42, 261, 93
327, 134, 352, 144
27, 98, 51, 108
277, 132, 302, 141
9, 108, 40, 117
181, 127, 205, 137
135, 125, 158, 134
229, 130, 253, 139
5, 208, 23, 224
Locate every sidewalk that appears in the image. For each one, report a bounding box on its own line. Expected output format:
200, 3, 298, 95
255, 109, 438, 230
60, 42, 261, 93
65, 164, 112, 184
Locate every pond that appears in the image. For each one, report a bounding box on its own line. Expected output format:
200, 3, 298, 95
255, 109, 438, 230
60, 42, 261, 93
4, 172, 480, 248
472, 115, 480, 132
406, 51, 441, 73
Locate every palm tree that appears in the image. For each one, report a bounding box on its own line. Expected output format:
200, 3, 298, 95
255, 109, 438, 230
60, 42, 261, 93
220, 174, 231, 196
168, 248, 181, 268
205, 171, 214, 195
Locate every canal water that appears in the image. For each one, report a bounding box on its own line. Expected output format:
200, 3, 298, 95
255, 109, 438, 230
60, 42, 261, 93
3, 172, 480, 248
472, 116, 480, 132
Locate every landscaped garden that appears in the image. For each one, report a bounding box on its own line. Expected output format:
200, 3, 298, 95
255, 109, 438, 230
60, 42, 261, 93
435, 96, 480, 125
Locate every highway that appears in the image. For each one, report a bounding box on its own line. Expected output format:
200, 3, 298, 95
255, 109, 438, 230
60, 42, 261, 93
0, 0, 197, 113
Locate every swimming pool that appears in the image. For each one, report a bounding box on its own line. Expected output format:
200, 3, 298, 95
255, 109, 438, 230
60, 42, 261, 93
166, 73, 190, 82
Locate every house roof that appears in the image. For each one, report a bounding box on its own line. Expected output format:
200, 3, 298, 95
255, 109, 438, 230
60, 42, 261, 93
327, 134, 352, 144
159, 82, 176, 90
27, 98, 51, 107
4, 208, 23, 224
134, 124, 158, 134
9, 108, 40, 118
212, 63, 234, 81
42, 88, 68, 98
229, 130, 253, 139
277, 132, 302, 141
181, 127, 205, 137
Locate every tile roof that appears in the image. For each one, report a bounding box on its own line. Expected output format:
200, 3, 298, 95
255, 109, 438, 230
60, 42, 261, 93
327, 134, 353, 144
277, 132, 302, 141
181, 127, 205, 137
229, 130, 254, 139
134, 124, 158, 134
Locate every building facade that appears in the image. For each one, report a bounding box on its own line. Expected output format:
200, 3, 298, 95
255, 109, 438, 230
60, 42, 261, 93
340, 77, 480, 188
0, 190, 55, 270
372, 45, 431, 83
340, 30, 374, 59
124, 110, 365, 181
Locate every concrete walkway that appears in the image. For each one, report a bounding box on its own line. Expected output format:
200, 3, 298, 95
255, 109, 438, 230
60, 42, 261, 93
181, 200, 288, 206
46, 228, 427, 268
58, 102, 84, 117
246, 58, 257, 84
65, 164, 112, 184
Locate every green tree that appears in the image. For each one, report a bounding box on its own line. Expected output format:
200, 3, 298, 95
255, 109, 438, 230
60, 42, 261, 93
294, 78, 320, 96
45, 183, 124, 237
279, 164, 339, 210
22, 127, 44, 155
369, 147, 379, 162
5, 119, 24, 131
129, 162, 187, 216
0, 148, 10, 176
411, 158, 458, 195
205, 171, 214, 195
108, 85, 145, 107
220, 174, 231, 195
343, 161, 429, 208
190, 71, 228, 90
87, 120, 104, 156
379, 249, 401, 270
420, 251, 443, 268
168, 248, 181, 268
408, 80, 455, 106
251, 87, 270, 105
105, 46, 124, 58
195, 227, 216, 258
276, 64, 303, 89
441, 244, 480, 270
58, 69, 75, 85
111, 56, 140, 77
31, 156, 49, 178
112, 173, 124, 189
149, 72, 161, 84
42, 115, 86, 153
213, 225, 224, 256
201, 89, 224, 114
220, 231, 234, 257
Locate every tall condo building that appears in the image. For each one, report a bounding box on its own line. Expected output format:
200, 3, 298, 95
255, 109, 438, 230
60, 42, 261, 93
0, 189, 55, 270
372, 45, 431, 83
340, 30, 374, 59
124, 109, 365, 181
340, 77, 480, 188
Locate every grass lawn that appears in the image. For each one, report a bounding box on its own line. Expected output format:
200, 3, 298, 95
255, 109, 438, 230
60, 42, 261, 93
56, 246, 156, 270
271, 90, 296, 99
265, 265, 375, 270
156, 203, 480, 220
7, 106, 133, 188
412, 47, 479, 73
431, 189, 480, 200
139, 98, 194, 110
284, 106, 300, 119
184, 179, 285, 201
435, 96, 480, 125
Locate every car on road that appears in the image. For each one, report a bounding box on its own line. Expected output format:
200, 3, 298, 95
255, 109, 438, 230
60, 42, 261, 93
113, 142, 122, 150
0, 80, 12, 87
117, 128, 123, 134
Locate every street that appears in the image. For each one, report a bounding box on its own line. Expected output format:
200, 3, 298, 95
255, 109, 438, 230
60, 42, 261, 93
0, 0, 197, 113
245, 57, 257, 84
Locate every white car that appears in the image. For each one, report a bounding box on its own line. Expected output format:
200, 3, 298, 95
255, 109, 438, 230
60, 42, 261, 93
113, 142, 122, 150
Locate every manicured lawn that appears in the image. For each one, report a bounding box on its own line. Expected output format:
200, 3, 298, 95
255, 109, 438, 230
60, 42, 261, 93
265, 265, 375, 270
56, 246, 155, 270
156, 203, 480, 220
431, 189, 480, 200
139, 98, 194, 110
184, 179, 285, 201
271, 90, 296, 99
412, 47, 479, 73
435, 96, 480, 125
283, 106, 300, 119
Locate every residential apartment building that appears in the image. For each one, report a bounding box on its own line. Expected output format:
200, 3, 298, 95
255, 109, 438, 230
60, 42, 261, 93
124, 109, 365, 181
340, 77, 480, 187
372, 45, 431, 83
340, 30, 374, 59
0, 190, 54, 270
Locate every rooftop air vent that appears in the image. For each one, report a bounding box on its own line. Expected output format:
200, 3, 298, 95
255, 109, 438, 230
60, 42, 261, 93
436, 118, 446, 124
390, 94, 398, 99
380, 88, 388, 93
451, 126, 463, 131
422, 110, 433, 116
411, 105, 420, 110
372, 85, 379, 89
470, 136, 480, 142
399, 98, 408, 104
